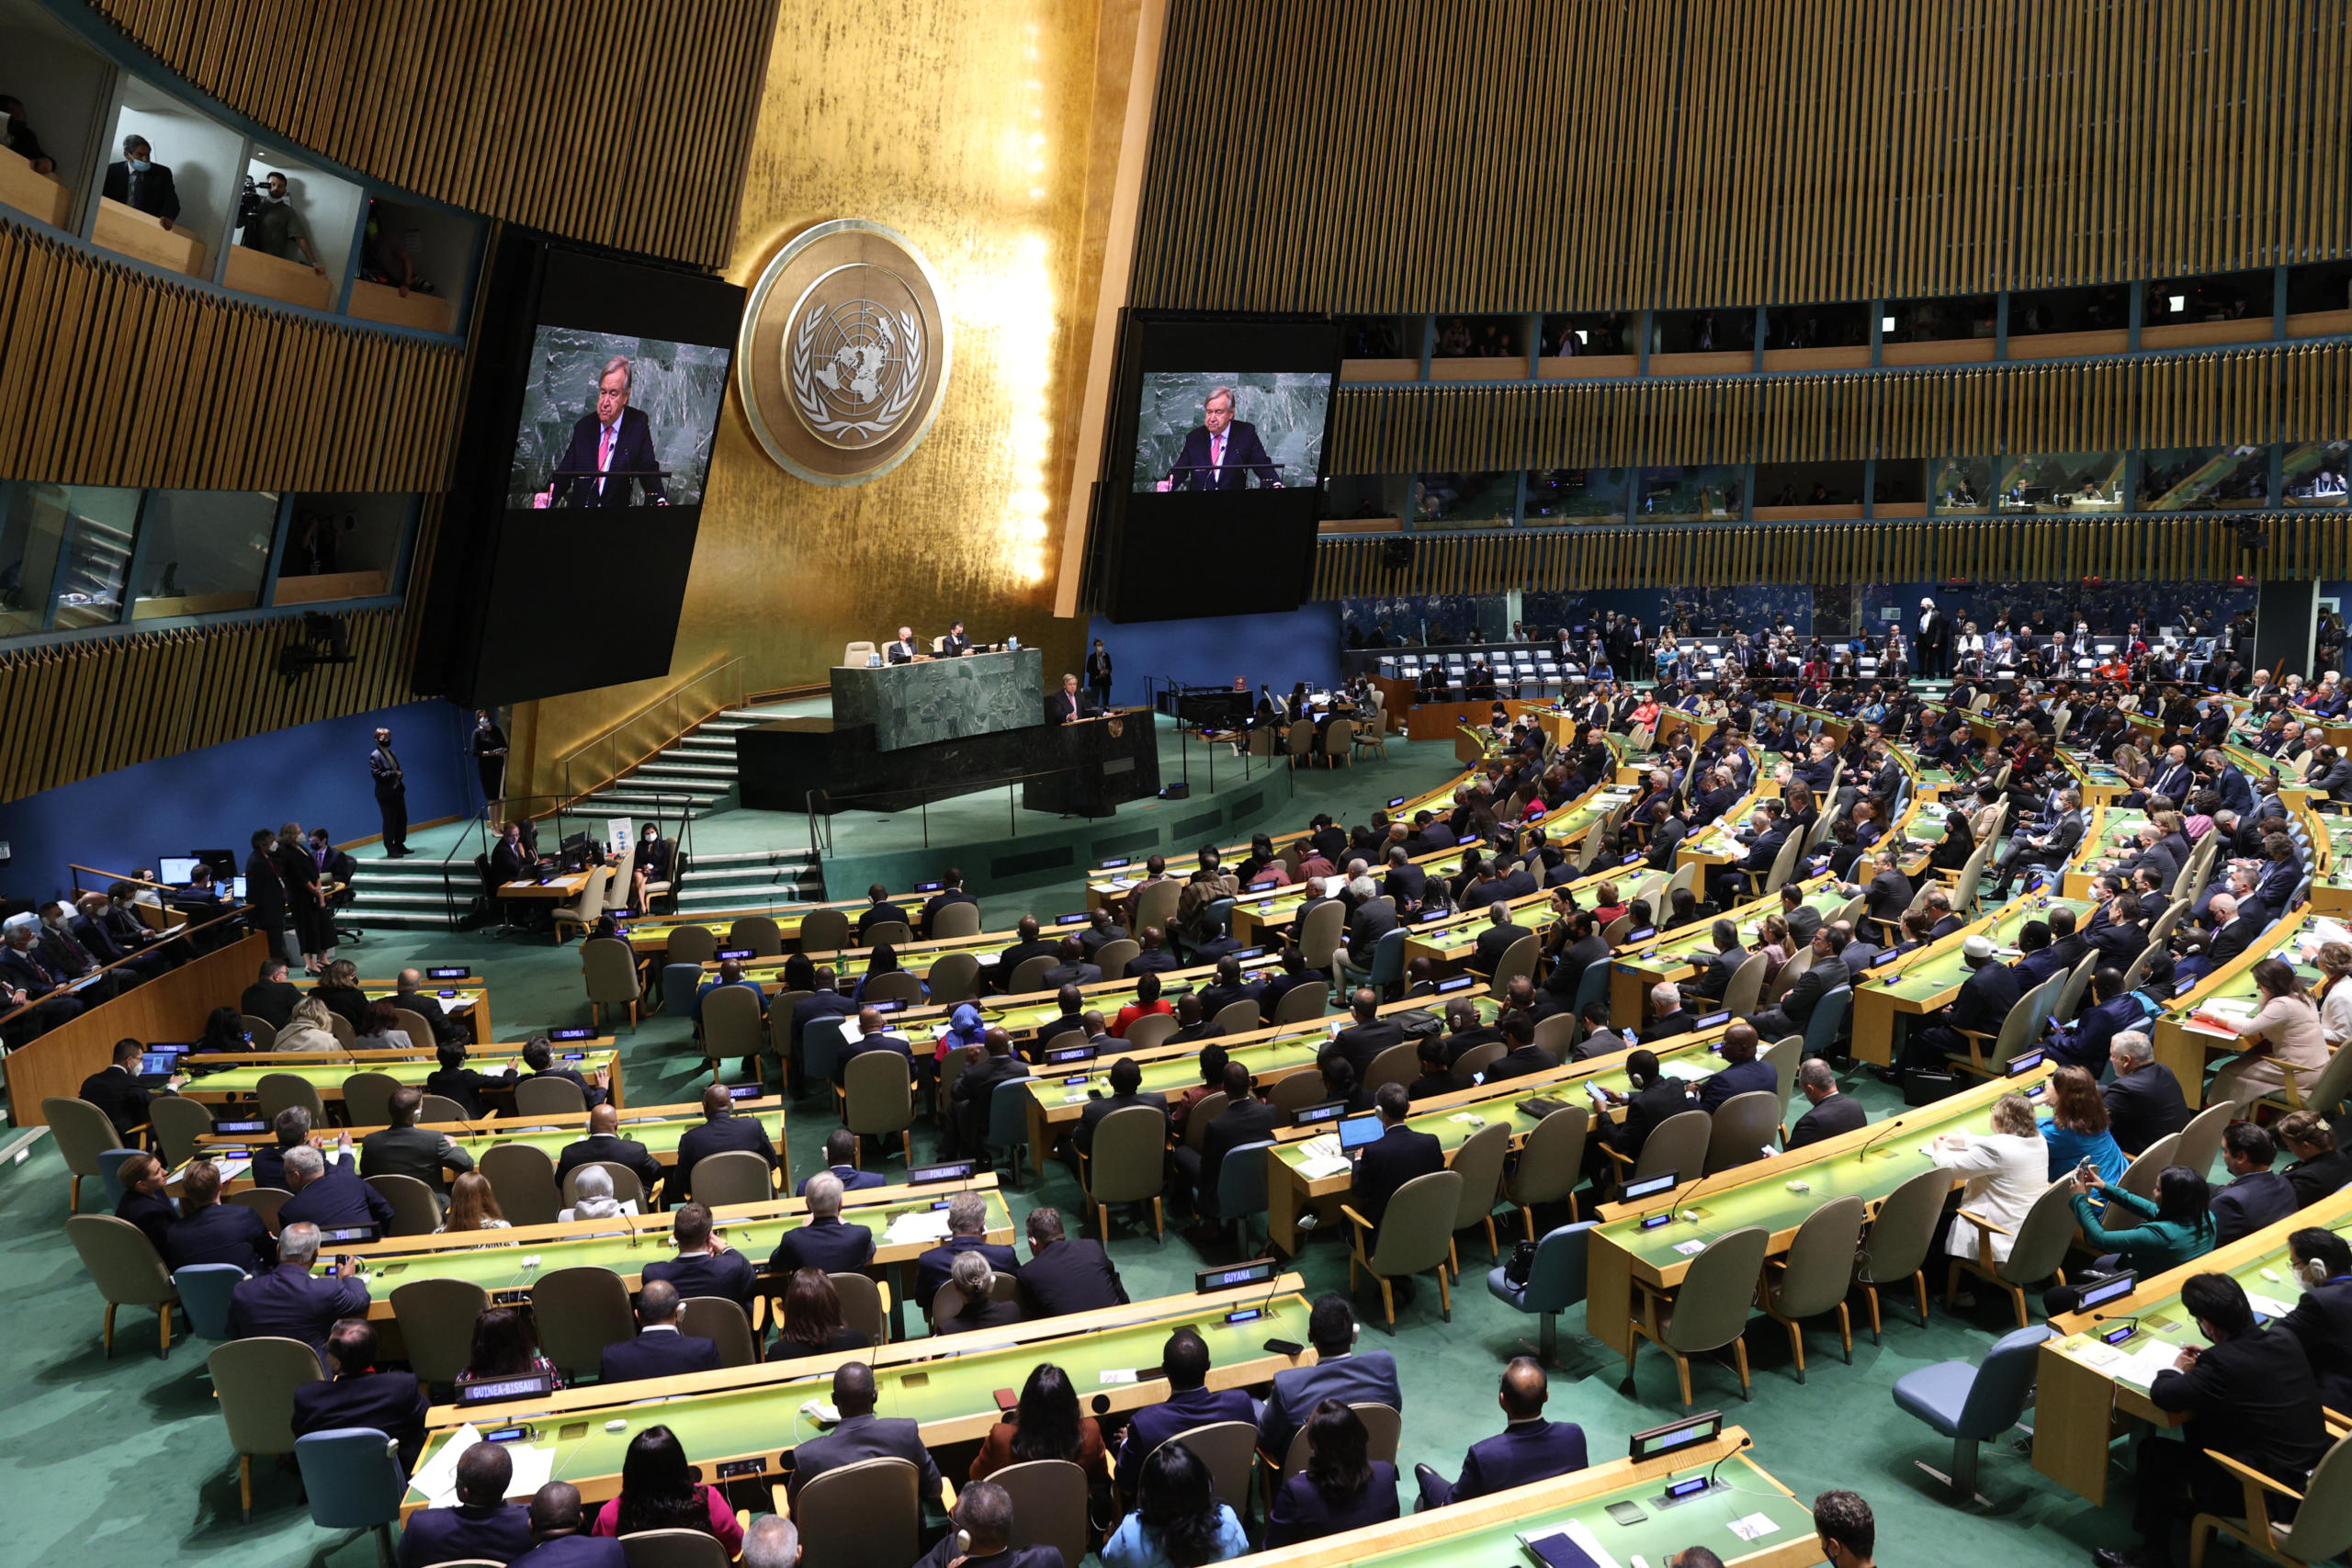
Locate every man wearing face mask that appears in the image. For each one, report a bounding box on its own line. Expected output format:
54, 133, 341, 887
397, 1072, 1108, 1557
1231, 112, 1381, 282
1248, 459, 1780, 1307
369, 728, 409, 858
36, 901, 130, 1001
2277, 1227, 2352, 1415
240, 170, 325, 275
243, 826, 296, 962
0, 96, 53, 175
102, 133, 180, 230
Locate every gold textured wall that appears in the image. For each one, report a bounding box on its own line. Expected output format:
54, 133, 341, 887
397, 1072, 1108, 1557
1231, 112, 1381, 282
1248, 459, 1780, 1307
512, 0, 1144, 795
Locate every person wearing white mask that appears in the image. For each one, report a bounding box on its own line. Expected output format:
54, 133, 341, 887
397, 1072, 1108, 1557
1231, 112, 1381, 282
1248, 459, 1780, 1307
103, 133, 180, 229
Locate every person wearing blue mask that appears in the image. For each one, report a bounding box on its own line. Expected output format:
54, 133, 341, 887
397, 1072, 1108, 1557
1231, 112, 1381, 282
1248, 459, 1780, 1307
103, 134, 180, 228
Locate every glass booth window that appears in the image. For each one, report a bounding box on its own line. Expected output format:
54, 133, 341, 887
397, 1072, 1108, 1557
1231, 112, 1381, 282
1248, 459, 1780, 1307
1883, 294, 1996, 344
1432, 317, 1524, 360
1930, 457, 1993, 514
50, 484, 141, 628
277, 493, 409, 602
1336, 315, 1412, 359
2141, 446, 2271, 511
130, 490, 274, 618
1762, 301, 1870, 349
1524, 467, 1630, 522
2284, 441, 2351, 506
1638, 465, 1742, 521
1541, 312, 1638, 358
1414, 472, 1517, 528
1997, 452, 2124, 513
0, 480, 75, 636
2147, 269, 2274, 327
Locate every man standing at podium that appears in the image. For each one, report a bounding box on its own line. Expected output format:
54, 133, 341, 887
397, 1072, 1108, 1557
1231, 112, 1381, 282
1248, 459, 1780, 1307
1051, 673, 1097, 725
534, 355, 670, 509
1157, 386, 1280, 491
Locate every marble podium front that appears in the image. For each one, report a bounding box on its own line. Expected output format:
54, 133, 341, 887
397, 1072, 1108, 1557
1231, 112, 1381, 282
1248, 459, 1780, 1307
831, 648, 1045, 752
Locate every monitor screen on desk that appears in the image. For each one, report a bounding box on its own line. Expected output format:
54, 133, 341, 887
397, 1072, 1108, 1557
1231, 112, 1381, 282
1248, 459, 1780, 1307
159, 857, 200, 884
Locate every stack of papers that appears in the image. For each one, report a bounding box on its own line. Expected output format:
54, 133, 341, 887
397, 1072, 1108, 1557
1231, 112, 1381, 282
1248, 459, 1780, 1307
1293, 1134, 1349, 1179
1659, 1059, 1713, 1082
2109, 1337, 2190, 1390
411, 1424, 556, 1505
881, 1208, 956, 1247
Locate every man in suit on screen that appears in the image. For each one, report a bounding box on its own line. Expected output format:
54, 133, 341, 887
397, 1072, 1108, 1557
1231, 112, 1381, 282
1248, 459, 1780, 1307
1157, 385, 1281, 491
534, 355, 671, 508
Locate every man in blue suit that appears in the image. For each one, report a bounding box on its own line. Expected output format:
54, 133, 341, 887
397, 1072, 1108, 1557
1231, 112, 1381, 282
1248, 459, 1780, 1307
510, 1483, 627, 1568
639, 1203, 759, 1315
1116, 1327, 1261, 1494
226, 1222, 371, 1355
913, 1190, 1020, 1307
596, 1280, 722, 1386
292, 1316, 431, 1472
1695, 1022, 1778, 1114
765, 1173, 875, 1276
665, 1084, 784, 1208
801, 1128, 888, 1197
1155, 386, 1281, 491
164, 1159, 277, 1276
1258, 1294, 1403, 1461
277, 1143, 396, 1235
1414, 1358, 1589, 1508
396, 1439, 532, 1568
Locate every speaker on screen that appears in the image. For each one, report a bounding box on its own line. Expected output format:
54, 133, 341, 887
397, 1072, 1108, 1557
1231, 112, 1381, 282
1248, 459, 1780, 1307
1084, 312, 1341, 624
416, 232, 746, 707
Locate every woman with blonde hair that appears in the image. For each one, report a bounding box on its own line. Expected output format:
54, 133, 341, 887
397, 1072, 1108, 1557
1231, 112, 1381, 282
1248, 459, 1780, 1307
437, 1170, 511, 1235
1929, 1093, 2048, 1303
2213, 956, 2331, 1109
274, 995, 341, 1053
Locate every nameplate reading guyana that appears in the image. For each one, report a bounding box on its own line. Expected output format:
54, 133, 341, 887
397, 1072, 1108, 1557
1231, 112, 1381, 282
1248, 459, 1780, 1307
736, 219, 953, 487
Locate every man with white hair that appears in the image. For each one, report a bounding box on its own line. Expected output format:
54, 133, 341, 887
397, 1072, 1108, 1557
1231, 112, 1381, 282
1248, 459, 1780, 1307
534, 353, 671, 509
1645, 981, 1698, 1040
1157, 384, 1280, 491
227, 1220, 370, 1354
277, 1139, 396, 1234
1331, 875, 1397, 996
2103, 1031, 2191, 1156
741, 1514, 802, 1568
765, 1172, 875, 1275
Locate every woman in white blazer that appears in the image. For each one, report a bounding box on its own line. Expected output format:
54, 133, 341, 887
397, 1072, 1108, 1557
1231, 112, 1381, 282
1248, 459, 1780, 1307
1931, 1093, 2051, 1266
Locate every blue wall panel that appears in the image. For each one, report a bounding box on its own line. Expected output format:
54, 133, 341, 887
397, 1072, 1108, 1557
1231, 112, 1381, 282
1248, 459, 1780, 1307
0, 699, 477, 906
1086, 605, 1345, 707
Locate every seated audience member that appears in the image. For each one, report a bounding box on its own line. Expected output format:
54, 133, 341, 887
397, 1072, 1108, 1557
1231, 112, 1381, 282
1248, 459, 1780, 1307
2098, 1272, 2327, 1568
1076, 1055, 1169, 1156
1812, 1490, 1877, 1568
1019, 1205, 1126, 1317
198, 1004, 253, 1055
914, 1482, 1062, 1568
362, 1088, 477, 1195
2207, 1122, 2298, 1244
278, 1140, 397, 1234
915, 1190, 1021, 1305
1260, 1293, 1403, 1459
518, 1037, 611, 1109
1415, 1357, 1588, 1508
1785, 1059, 1865, 1149
167, 1158, 277, 1276
588, 1424, 742, 1554
1265, 1401, 1402, 1548
0, 917, 88, 1034
561, 1165, 626, 1222
1484, 1011, 1558, 1081
2101, 1032, 2190, 1155
785, 1362, 944, 1505
1694, 1021, 1774, 1112
2071, 1167, 2218, 1277
227, 1220, 370, 1353
293, 1316, 431, 1472
936, 1249, 1025, 1334
554, 1105, 662, 1201
396, 1438, 532, 1567
2035, 1064, 2126, 1182
802, 1126, 888, 1195
694, 958, 765, 1021
640, 1202, 757, 1314
274, 996, 342, 1054
242, 956, 304, 1030
1351, 1083, 1444, 1242
424, 1043, 516, 1119
968, 1362, 1109, 1485
456, 1306, 561, 1398
1117, 1327, 1260, 1495
1102, 1443, 1249, 1568
312, 958, 369, 1032
599, 1280, 721, 1385
513, 1481, 625, 1568
392, 967, 470, 1045
2278, 1226, 2352, 1414
2278, 1111, 2352, 1208
113, 1151, 176, 1252
353, 999, 414, 1051
78, 1036, 175, 1137
765, 1267, 874, 1363
767, 1173, 875, 1276
1180, 1063, 1281, 1228
666, 1083, 784, 1207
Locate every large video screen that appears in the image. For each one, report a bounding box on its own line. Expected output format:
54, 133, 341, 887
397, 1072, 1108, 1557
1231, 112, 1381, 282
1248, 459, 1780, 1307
1130, 371, 1331, 493
505, 326, 731, 510
1089, 314, 1341, 623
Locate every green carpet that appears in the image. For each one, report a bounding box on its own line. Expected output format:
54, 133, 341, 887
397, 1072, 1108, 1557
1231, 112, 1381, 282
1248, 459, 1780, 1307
0, 863, 2149, 1568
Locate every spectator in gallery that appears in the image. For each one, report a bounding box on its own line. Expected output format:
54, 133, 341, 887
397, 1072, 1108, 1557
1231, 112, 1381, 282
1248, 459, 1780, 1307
0, 95, 52, 175
241, 171, 327, 275
103, 133, 180, 228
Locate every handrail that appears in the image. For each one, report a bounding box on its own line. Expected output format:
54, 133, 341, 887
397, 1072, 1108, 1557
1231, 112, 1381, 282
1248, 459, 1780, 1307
555, 653, 749, 806
0, 905, 245, 1032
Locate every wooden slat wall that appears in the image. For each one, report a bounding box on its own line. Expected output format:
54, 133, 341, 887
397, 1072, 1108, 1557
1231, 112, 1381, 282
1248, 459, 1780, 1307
0, 217, 463, 491
1136, 0, 2352, 311
1314, 514, 2352, 600
1327, 344, 2352, 474
85, 0, 781, 270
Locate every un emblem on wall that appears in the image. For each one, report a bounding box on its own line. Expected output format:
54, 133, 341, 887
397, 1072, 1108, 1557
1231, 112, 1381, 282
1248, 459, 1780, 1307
737, 220, 952, 486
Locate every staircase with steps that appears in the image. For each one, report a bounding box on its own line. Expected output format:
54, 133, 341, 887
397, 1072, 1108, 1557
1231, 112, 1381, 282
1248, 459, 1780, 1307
571, 707, 780, 819
340, 855, 481, 931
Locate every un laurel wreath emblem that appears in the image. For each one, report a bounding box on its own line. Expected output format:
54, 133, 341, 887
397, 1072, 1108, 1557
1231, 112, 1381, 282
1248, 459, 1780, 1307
736, 220, 952, 487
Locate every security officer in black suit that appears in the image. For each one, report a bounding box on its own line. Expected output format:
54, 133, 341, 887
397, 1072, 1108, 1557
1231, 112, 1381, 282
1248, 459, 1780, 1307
765, 1173, 875, 1276
368, 727, 409, 857
664, 1083, 784, 1207
598, 1279, 723, 1386
291, 1318, 431, 1471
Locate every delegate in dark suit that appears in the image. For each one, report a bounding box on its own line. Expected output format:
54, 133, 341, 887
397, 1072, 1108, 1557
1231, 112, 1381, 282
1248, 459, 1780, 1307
1696, 1056, 1777, 1113
1163, 419, 1280, 490
1472, 920, 1532, 976
914, 1240, 1022, 1308
103, 158, 181, 221
1118, 1384, 1261, 1495
242, 976, 303, 1030
1265, 1462, 1401, 1548
165, 1203, 277, 1275
787, 1412, 944, 1504
1786, 1091, 1866, 1149
665, 1106, 783, 1207
767, 1215, 875, 1278
1258, 1348, 1403, 1460
554, 1132, 662, 1201
1185, 1093, 1282, 1217
1417, 1419, 1589, 1508
2138, 1306, 2329, 1543
1748, 954, 1850, 1040
229, 1263, 371, 1352
293, 1368, 432, 1472
597, 1326, 723, 1386
2103, 1062, 2191, 1155
1075, 1088, 1167, 1155
640, 1249, 760, 1314
1019, 1237, 1126, 1317
542, 405, 669, 508
1330, 1017, 1408, 1085
396, 1499, 532, 1568
2278, 1277, 2352, 1414
77, 1061, 164, 1137
1351, 1122, 1443, 1239
279, 1168, 398, 1234
512, 1537, 627, 1568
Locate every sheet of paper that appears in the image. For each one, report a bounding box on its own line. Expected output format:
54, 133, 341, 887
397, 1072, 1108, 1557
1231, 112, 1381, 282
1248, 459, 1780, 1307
2245, 1292, 2296, 1320
1725, 1513, 1781, 1542
881, 1209, 955, 1246
1659, 1059, 1713, 1081
501, 1443, 555, 1500
410, 1423, 484, 1506
1295, 1153, 1351, 1180
1560, 1520, 1624, 1568
2112, 1338, 2189, 1390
